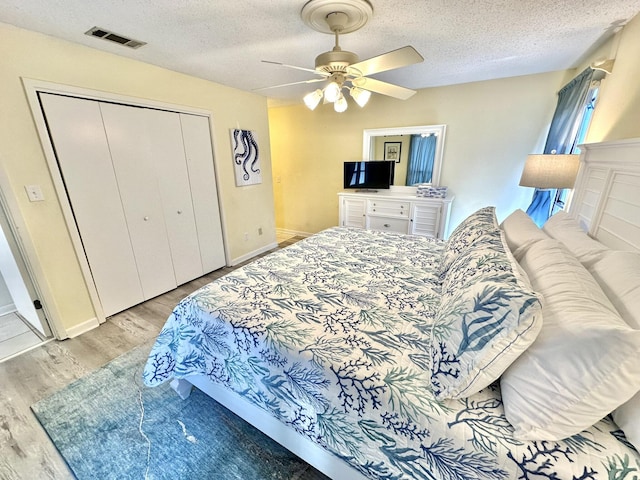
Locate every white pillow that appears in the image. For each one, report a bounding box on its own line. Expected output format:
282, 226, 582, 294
613, 392, 640, 452
587, 250, 640, 452
500, 238, 640, 440
587, 250, 640, 329
500, 209, 550, 261
542, 211, 609, 267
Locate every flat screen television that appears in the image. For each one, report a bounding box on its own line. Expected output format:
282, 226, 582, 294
343, 161, 395, 190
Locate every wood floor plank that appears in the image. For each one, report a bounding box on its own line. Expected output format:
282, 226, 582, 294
0, 331, 41, 361
0, 313, 29, 339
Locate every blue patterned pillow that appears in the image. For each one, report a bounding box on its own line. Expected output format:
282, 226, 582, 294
440, 207, 499, 277
431, 229, 542, 400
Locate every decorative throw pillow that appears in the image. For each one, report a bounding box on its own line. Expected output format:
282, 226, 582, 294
501, 238, 640, 440
431, 228, 542, 400
500, 209, 550, 261
542, 211, 609, 267
439, 206, 498, 276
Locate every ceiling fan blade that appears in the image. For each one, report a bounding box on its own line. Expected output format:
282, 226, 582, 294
348, 46, 423, 77
262, 60, 330, 77
253, 78, 326, 92
352, 77, 417, 100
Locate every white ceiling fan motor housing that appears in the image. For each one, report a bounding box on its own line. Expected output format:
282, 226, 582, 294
302, 1, 372, 73
301, 0, 373, 35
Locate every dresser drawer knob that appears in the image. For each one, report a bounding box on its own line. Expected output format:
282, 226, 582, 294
384, 223, 390, 227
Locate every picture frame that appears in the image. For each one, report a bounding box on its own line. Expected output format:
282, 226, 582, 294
384, 141, 402, 163
230, 129, 262, 186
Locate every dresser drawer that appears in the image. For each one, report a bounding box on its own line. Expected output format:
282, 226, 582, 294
367, 216, 409, 234
367, 199, 410, 218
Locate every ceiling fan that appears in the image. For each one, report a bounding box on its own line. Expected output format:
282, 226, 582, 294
258, 0, 424, 112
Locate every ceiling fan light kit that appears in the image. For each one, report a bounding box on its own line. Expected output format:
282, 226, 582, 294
261, 0, 423, 112
324, 79, 342, 102
350, 86, 371, 107
334, 93, 349, 112
303, 89, 324, 110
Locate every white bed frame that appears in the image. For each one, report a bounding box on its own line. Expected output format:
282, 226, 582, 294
570, 137, 640, 253
172, 137, 640, 479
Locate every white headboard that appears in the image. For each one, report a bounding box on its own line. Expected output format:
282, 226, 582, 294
570, 138, 640, 253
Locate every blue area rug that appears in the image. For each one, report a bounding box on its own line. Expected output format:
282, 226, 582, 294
32, 344, 329, 480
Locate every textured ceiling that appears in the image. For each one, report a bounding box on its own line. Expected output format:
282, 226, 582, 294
1, 0, 639, 106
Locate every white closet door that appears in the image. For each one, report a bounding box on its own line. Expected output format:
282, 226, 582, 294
99, 103, 177, 300
180, 114, 226, 272
146, 110, 203, 285
39, 94, 144, 315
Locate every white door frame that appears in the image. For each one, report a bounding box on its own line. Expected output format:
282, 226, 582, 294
0, 156, 58, 338
21, 78, 228, 332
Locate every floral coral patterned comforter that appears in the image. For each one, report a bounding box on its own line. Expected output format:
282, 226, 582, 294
143, 227, 639, 480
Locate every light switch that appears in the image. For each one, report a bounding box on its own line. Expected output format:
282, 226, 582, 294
25, 185, 45, 202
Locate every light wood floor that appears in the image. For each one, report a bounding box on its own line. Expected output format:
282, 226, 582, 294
0, 313, 43, 362
0, 237, 300, 480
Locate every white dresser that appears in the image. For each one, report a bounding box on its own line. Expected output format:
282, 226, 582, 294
338, 189, 454, 239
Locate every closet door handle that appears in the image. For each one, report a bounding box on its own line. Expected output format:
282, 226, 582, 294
143, 216, 149, 221
177, 210, 183, 214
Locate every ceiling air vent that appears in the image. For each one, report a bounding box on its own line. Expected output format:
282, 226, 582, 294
85, 27, 146, 49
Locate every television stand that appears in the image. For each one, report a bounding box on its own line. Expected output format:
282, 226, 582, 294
338, 190, 453, 239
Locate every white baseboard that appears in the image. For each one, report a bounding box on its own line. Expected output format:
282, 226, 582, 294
0, 304, 16, 316
63, 316, 100, 339
276, 228, 313, 239
229, 242, 279, 266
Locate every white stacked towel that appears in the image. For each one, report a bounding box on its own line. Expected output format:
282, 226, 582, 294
416, 184, 448, 198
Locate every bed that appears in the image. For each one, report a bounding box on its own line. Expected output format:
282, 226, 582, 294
143, 137, 640, 480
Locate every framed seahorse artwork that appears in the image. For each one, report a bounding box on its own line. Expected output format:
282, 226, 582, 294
230, 129, 262, 186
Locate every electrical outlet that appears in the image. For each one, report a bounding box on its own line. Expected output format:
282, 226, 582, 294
258, 227, 263, 236
244, 232, 249, 241
25, 184, 45, 202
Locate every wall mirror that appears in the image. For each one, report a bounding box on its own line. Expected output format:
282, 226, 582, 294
362, 125, 446, 186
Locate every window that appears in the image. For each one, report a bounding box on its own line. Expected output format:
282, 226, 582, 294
551, 84, 599, 215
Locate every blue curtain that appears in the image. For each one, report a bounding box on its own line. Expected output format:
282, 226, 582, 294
406, 134, 437, 185
527, 67, 594, 227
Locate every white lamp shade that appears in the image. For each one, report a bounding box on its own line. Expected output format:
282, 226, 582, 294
303, 89, 323, 110
350, 87, 371, 107
519, 154, 580, 189
334, 93, 348, 113
324, 82, 341, 103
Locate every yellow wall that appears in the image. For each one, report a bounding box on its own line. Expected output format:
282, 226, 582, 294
587, 13, 640, 142
269, 71, 566, 235
0, 23, 275, 332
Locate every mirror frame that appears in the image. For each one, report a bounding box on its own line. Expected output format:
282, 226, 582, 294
362, 125, 447, 186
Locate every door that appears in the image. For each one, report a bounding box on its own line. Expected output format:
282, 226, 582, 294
410, 203, 442, 238
39, 94, 225, 317
143, 109, 203, 285
99, 103, 177, 300
0, 206, 49, 336
40, 94, 145, 316
179, 114, 226, 272
341, 197, 366, 228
